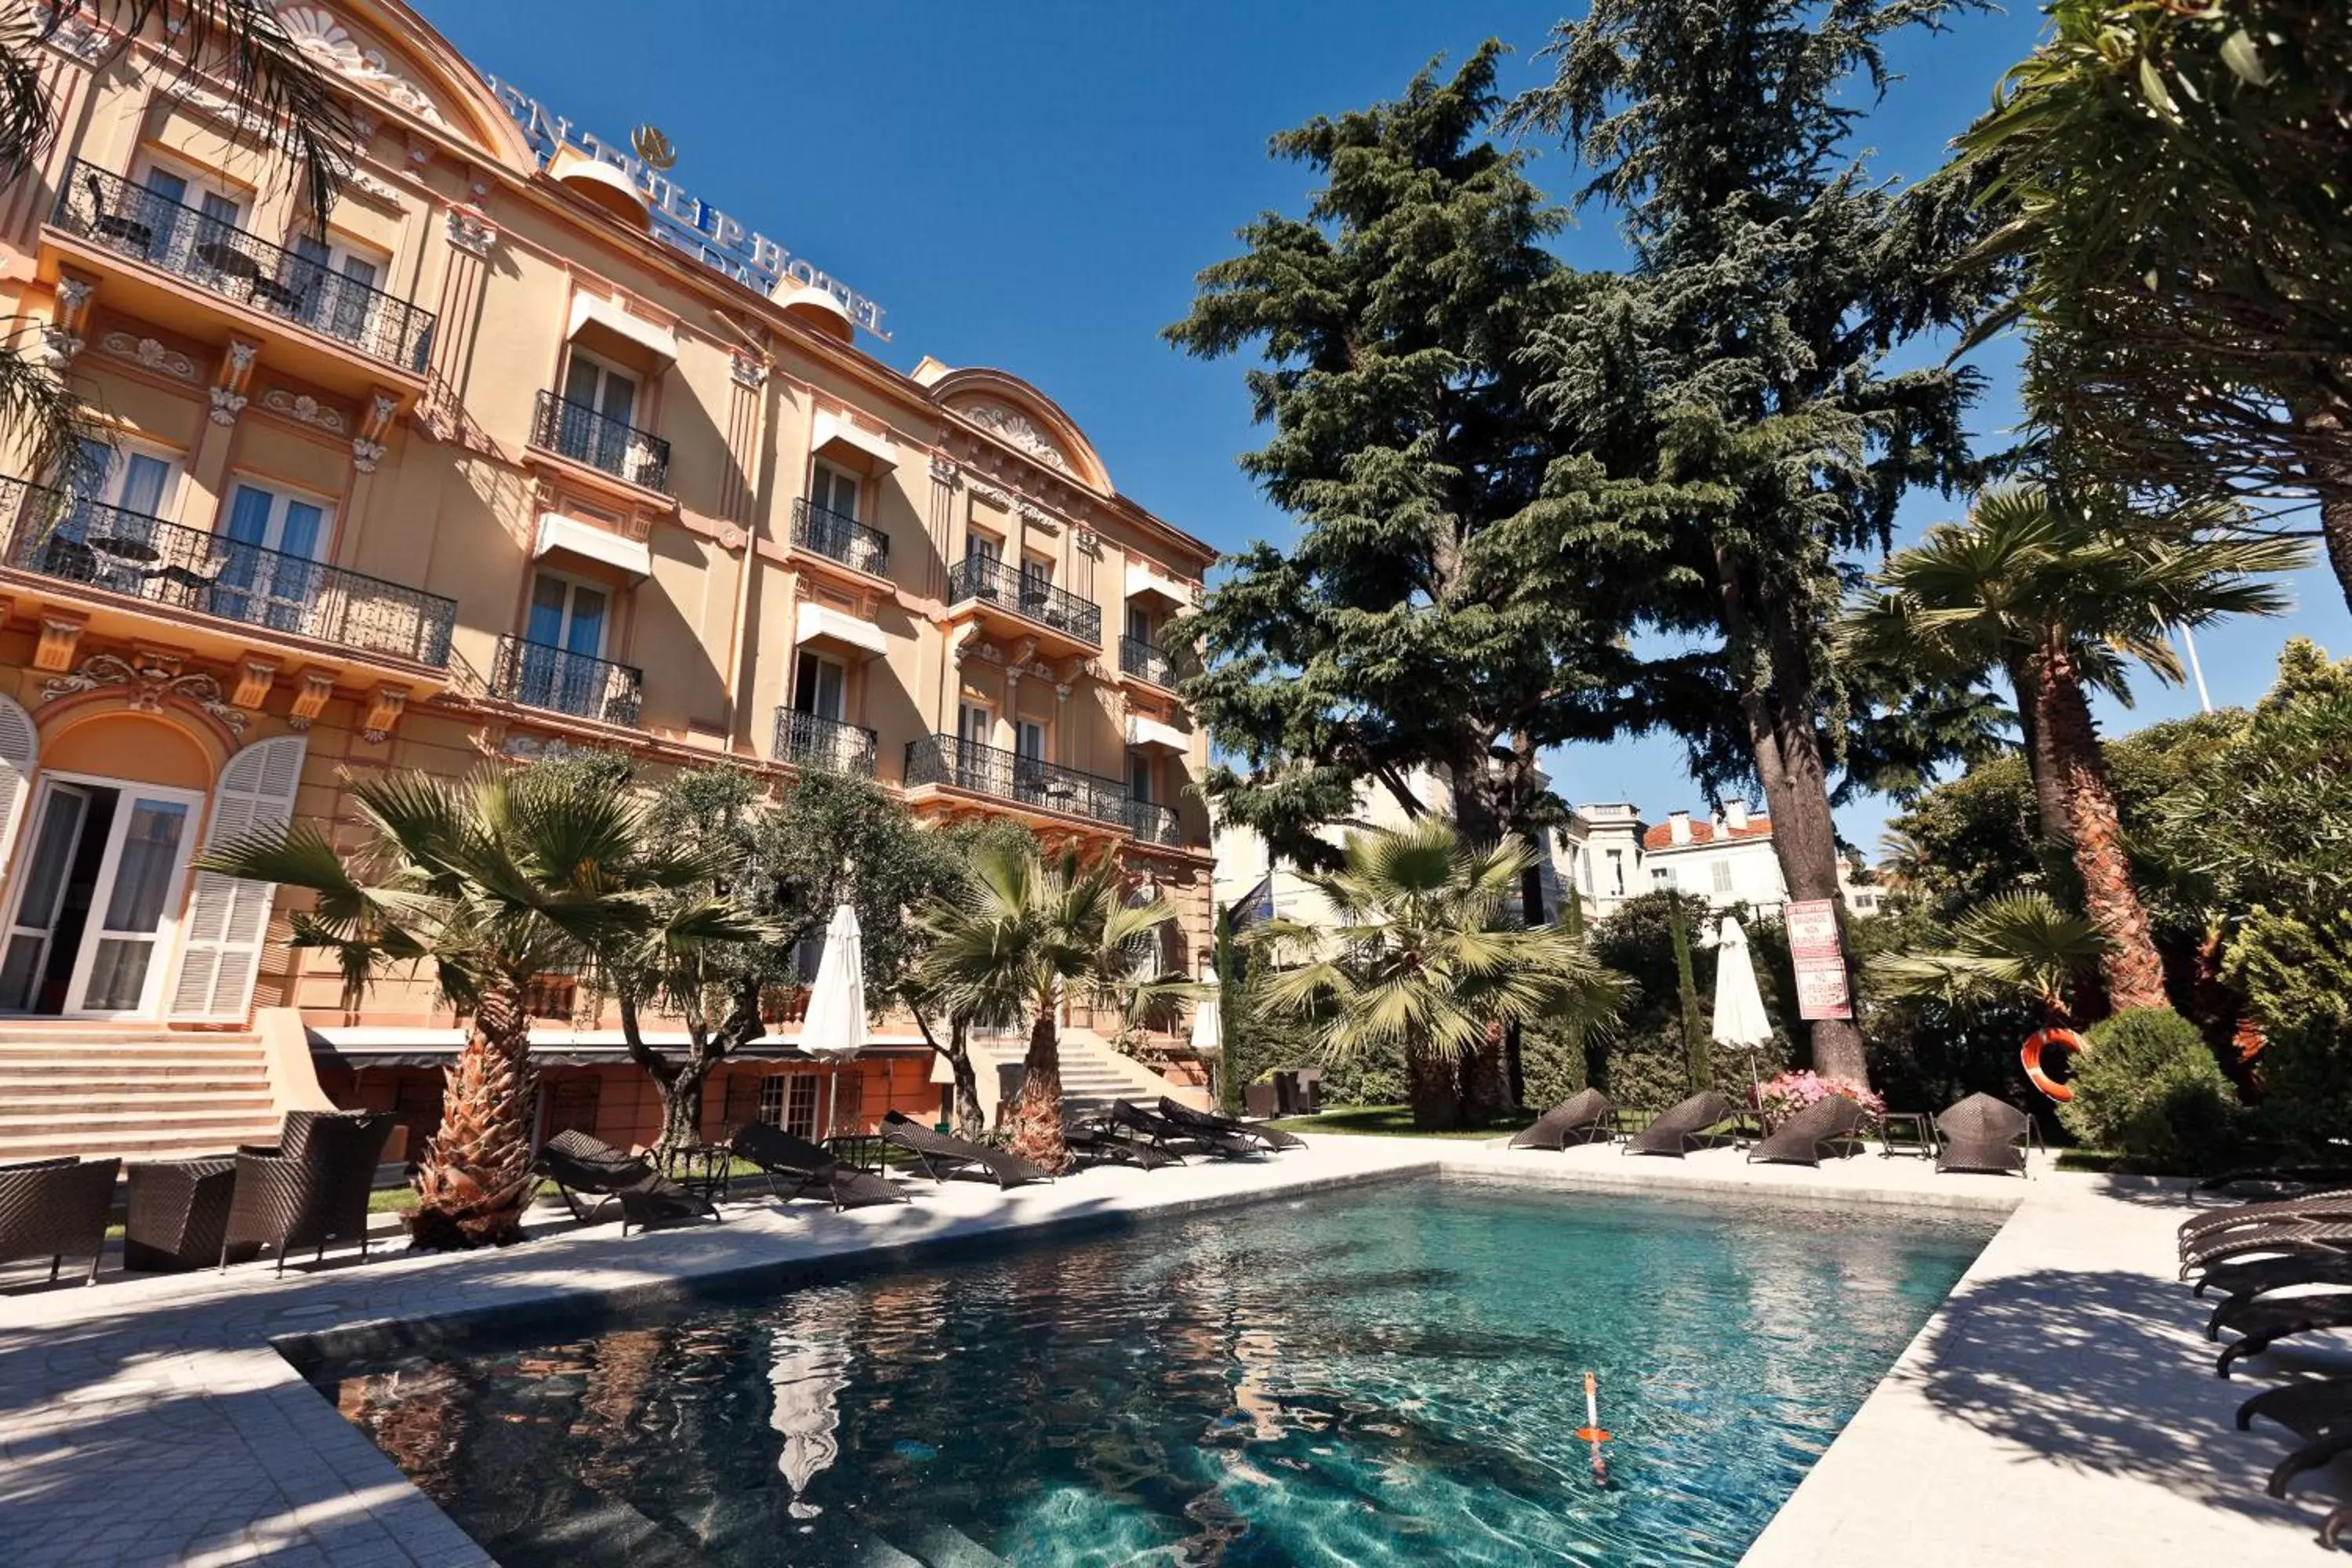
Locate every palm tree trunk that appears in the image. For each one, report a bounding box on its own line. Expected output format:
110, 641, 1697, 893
409, 978, 538, 1250
1406, 1040, 1463, 1131
2006, 654, 2074, 859
2029, 644, 2169, 1012
1005, 1010, 1073, 1174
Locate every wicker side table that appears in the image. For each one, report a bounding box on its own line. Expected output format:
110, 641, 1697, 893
124, 1159, 261, 1272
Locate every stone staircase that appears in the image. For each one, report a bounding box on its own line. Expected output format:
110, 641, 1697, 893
971, 1027, 1201, 1123
0, 1024, 285, 1164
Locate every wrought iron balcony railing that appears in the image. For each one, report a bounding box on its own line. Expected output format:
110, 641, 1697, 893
1127, 799, 1182, 846
774, 707, 877, 776
1119, 634, 1175, 687
791, 497, 889, 577
0, 477, 456, 665
490, 635, 643, 728
530, 390, 672, 493
946, 554, 1102, 646
54, 162, 435, 373
904, 733, 1131, 829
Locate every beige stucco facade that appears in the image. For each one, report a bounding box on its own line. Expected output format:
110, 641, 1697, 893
0, 0, 1215, 1054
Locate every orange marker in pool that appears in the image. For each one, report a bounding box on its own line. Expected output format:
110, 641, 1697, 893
1574, 1370, 1611, 1486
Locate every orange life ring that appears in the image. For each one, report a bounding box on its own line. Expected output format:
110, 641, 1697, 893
2022, 1027, 2085, 1102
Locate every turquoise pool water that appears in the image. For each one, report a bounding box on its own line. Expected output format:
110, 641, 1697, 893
318, 1178, 1993, 1566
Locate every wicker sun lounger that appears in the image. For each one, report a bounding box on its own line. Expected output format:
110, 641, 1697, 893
1748, 1096, 1869, 1167
1066, 1117, 1182, 1171
2238, 1377, 2352, 1530
0, 1156, 121, 1286
880, 1111, 1054, 1189
533, 1129, 721, 1235
1508, 1088, 1613, 1151
2183, 1221, 2352, 1278
2194, 1253, 2352, 1308
2179, 1191, 2352, 1251
1111, 1099, 1259, 1159
2213, 1293, 2352, 1377
731, 1122, 907, 1211
1623, 1092, 1737, 1159
220, 1112, 395, 1274
1935, 1094, 2039, 1178
1157, 1096, 1306, 1152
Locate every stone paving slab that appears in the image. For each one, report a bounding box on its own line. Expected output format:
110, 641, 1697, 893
2, 1131, 2342, 1565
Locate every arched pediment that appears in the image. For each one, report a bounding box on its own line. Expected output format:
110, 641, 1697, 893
916, 363, 1112, 492
272, 2, 537, 174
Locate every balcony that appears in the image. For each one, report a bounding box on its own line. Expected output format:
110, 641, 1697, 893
775, 707, 877, 777
1127, 799, 1181, 846
1119, 634, 1176, 688
489, 635, 643, 728
903, 734, 1131, 830
946, 555, 1101, 655
790, 498, 889, 579
1, 477, 456, 666
52, 162, 434, 375
529, 390, 671, 495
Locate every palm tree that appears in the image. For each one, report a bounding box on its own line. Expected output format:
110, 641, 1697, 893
1870, 892, 2109, 1022
1842, 484, 2307, 1012
2, 3, 360, 484
912, 843, 1180, 1173
1256, 819, 1624, 1131
198, 767, 689, 1248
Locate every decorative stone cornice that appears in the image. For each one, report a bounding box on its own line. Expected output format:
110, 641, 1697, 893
445, 205, 495, 257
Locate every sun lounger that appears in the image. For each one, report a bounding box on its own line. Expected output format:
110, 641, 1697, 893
880, 1111, 1053, 1189
2198, 1166, 2352, 1196
731, 1122, 907, 1211
2179, 1191, 2352, 1251
532, 1129, 720, 1236
2194, 1253, 2352, 1312
1622, 1091, 1736, 1158
1934, 1094, 2038, 1177
1066, 1116, 1181, 1171
1508, 1088, 1613, 1151
2213, 1292, 2352, 1376
2183, 1220, 2352, 1278
2238, 1377, 2352, 1521
1748, 1095, 1869, 1167
1111, 1098, 1259, 1159
1157, 1096, 1305, 1152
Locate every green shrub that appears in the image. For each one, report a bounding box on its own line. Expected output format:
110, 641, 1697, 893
2060, 1007, 2240, 1172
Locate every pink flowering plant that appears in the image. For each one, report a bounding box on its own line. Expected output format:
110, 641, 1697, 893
1751, 1069, 1885, 1132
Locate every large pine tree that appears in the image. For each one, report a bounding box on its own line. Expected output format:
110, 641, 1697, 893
1167, 42, 1631, 869
1504, 0, 1994, 1084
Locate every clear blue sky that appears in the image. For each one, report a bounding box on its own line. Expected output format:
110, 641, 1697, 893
416, 0, 2351, 856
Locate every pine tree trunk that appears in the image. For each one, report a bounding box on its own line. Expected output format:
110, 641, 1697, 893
409, 978, 537, 1250
1405, 1039, 1463, 1131
1446, 767, 1514, 1115
1004, 1010, 1073, 1174
656, 1062, 710, 1154
2031, 645, 2170, 1012
944, 1021, 986, 1140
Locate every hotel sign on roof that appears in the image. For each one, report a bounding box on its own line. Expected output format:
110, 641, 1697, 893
485, 75, 890, 339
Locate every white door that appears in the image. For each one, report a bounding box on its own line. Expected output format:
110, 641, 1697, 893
794, 654, 846, 721
59, 782, 205, 1018
559, 350, 643, 477
171, 735, 307, 1022
809, 463, 859, 521
0, 782, 91, 1011
289, 234, 383, 343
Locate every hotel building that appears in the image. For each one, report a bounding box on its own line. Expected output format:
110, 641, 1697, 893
0, 1, 1215, 1162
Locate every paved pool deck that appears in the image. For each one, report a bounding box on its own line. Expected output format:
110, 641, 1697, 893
0, 1133, 2338, 1565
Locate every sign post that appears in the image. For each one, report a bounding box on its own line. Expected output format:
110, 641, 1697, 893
1784, 898, 1853, 1022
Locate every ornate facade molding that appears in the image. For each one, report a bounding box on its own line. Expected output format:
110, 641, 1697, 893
207, 387, 248, 426
954, 401, 1071, 473
260, 387, 350, 434
42, 652, 248, 734
99, 332, 198, 383
729, 354, 767, 389
445, 205, 495, 257
270, 4, 449, 127
351, 437, 386, 473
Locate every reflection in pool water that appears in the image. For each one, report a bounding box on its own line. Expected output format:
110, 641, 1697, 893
320, 1178, 1993, 1566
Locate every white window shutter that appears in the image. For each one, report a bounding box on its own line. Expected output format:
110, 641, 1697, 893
0, 695, 38, 878
171, 734, 307, 1022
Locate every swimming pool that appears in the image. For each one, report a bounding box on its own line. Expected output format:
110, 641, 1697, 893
317, 1178, 1994, 1566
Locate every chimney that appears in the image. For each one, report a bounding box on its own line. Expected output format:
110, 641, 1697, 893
1725, 798, 1748, 831
1668, 810, 1692, 846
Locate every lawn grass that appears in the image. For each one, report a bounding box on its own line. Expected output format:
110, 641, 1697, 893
1263, 1104, 1535, 1141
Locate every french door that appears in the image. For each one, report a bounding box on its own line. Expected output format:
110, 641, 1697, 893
0, 775, 203, 1017
216, 480, 329, 633
288, 234, 383, 345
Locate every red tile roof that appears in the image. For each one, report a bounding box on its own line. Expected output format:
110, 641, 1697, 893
1642, 815, 1774, 851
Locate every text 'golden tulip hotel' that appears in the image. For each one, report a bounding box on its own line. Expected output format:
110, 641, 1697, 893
0, 1, 1218, 1163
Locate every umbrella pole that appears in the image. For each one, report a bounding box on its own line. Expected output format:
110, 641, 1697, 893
826, 1064, 840, 1142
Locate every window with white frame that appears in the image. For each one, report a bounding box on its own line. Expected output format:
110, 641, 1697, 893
810, 461, 859, 521
757, 1073, 822, 1138
216, 477, 333, 632
1712, 860, 1734, 895
286, 231, 389, 344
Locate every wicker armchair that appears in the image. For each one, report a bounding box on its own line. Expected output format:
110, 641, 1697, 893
1934, 1094, 2038, 1178
0, 1156, 120, 1285
219, 1112, 394, 1274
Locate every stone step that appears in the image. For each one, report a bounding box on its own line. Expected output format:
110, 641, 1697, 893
0, 1058, 269, 1079
0, 1080, 273, 1106
0, 1127, 285, 1163
0, 1025, 258, 1043
0, 1104, 283, 1133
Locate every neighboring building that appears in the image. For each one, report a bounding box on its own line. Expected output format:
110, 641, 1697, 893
0, 2, 1213, 1160
1555, 798, 1878, 920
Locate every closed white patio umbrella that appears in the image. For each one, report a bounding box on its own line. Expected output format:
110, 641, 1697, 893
1711, 916, 1773, 1102
800, 903, 866, 1139
1189, 969, 1224, 1102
